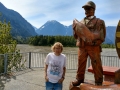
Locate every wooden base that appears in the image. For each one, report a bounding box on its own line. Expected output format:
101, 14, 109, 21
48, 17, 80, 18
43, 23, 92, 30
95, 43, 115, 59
69, 80, 120, 90
88, 66, 120, 82
115, 69, 120, 84
104, 75, 115, 82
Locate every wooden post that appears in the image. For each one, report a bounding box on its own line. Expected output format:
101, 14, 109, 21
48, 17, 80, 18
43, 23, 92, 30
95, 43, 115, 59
29, 52, 31, 69
114, 69, 120, 84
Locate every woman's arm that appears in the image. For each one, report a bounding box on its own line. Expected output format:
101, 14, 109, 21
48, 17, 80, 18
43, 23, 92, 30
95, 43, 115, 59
62, 67, 66, 79
58, 67, 66, 83
45, 64, 48, 81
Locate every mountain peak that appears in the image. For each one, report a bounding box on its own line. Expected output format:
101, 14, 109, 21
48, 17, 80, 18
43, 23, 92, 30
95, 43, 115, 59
46, 20, 61, 24
47, 20, 57, 22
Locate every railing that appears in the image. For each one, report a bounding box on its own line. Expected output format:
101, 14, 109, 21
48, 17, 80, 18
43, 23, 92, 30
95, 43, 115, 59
0, 52, 120, 75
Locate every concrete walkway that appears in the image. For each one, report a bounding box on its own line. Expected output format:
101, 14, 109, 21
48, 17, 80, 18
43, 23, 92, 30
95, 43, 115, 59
0, 68, 94, 90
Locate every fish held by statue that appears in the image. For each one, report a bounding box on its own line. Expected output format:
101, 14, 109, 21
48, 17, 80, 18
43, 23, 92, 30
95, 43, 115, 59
73, 19, 100, 42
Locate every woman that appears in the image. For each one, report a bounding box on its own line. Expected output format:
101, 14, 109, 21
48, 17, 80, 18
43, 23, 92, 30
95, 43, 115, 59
44, 42, 66, 90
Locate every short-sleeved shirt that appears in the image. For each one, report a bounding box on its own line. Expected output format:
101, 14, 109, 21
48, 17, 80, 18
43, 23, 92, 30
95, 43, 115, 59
45, 52, 66, 83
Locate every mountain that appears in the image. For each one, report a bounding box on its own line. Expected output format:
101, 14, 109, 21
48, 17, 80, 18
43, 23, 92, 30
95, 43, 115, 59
36, 20, 73, 36
36, 20, 116, 44
105, 26, 116, 44
36, 20, 68, 36
0, 2, 37, 38
33, 26, 38, 31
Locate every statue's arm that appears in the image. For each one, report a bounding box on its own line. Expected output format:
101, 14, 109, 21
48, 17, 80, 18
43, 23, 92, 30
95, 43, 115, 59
93, 20, 106, 46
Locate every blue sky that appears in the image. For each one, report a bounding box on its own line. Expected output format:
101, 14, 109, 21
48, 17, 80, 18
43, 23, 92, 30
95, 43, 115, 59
0, 0, 120, 28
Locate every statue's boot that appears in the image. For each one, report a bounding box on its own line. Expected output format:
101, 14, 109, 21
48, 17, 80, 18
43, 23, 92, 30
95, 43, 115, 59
73, 19, 100, 42
72, 79, 84, 86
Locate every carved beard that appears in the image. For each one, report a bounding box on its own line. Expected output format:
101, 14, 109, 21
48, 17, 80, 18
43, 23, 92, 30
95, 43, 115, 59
85, 10, 94, 17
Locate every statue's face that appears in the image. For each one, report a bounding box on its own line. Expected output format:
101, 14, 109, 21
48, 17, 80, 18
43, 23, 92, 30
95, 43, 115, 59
84, 6, 95, 17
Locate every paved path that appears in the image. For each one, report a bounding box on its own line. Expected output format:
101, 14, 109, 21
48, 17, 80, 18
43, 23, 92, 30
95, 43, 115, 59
0, 68, 94, 90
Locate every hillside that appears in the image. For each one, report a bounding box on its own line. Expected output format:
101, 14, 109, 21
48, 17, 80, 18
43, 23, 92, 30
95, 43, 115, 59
0, 2, 37, 38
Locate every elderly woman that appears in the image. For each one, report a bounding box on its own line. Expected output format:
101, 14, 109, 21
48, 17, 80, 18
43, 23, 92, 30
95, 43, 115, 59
44, 42, 66, 90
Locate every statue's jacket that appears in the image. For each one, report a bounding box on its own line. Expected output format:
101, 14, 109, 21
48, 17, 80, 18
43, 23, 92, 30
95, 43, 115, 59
73, 16, 106, 50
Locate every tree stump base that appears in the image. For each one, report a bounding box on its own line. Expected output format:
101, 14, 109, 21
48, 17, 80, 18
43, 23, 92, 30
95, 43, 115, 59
69, 80, 120, 90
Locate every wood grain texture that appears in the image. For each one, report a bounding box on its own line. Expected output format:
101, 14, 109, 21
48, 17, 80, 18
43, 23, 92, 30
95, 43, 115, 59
115, 20, 120, 58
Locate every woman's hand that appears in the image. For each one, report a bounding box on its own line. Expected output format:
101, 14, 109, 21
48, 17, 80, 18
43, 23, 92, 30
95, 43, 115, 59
45, 76, 49, 82
58, 77, 64, 83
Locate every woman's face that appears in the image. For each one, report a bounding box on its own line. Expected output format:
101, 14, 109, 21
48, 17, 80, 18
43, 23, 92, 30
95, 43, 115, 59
54, 46, 62, 56
84, 6, 95, 17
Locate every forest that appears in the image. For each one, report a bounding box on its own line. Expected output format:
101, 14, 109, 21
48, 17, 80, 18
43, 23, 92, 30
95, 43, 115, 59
28, 35, 115, 48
